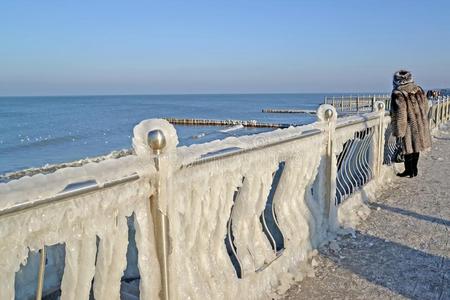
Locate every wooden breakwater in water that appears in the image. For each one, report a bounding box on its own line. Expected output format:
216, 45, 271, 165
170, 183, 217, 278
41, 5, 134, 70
164, 118, 293, 128
261, 109, 317, 115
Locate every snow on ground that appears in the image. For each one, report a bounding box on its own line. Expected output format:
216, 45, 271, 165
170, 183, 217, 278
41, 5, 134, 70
283, 125, 450, 299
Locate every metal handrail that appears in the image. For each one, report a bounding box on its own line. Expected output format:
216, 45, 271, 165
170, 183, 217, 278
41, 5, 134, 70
182, 113, 386, 169
181, 128, 322, 168
0, 173, 140, 218
335, 114, 380, 130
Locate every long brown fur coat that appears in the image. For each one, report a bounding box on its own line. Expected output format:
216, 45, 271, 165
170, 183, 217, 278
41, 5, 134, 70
390, 83, 432, 154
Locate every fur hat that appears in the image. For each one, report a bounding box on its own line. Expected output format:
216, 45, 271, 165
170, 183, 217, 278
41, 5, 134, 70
393, 70, 414, 88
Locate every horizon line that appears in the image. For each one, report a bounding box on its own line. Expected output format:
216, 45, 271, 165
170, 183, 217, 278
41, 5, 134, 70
0, 91, 395, 98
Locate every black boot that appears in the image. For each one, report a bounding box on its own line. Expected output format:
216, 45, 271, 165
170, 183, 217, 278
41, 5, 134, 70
411, 153, 419, 177
397, 154, 413, 177
397, 169, 411, 177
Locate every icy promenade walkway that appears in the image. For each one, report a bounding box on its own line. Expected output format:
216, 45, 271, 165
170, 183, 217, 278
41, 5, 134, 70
284, 128, 450, 300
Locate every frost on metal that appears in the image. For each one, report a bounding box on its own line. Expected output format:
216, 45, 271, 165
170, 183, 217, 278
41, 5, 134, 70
167, 118, 331, 299
0, 110, 399, 299
0, 119, 168, 300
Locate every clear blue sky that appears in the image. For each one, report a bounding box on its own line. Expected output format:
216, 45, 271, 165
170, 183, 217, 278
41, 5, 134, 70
1, 0, 449, 96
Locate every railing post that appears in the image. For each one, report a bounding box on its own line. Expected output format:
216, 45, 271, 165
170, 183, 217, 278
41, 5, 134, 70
375, 101, 385, 177
444, 97, 447, 121
147, 130, 170, 300
437, 99, 441, 126
371, 96, 376, 112
446, 96, 450, 121
133, 119, 178, 300
442, 98, 445, 123
35, 247, 46, 300
429, 100, 434, 129
432, 101, 437, 128
445, 97, 449, 121
356, 96, 360, 112
316, 104, 338, 229
443, 97, 446, 122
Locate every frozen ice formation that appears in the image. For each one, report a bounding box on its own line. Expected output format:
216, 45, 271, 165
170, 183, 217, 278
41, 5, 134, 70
0, 105, 399, 299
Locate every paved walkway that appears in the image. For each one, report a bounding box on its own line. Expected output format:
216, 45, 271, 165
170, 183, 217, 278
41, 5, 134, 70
283, 127, 450, 300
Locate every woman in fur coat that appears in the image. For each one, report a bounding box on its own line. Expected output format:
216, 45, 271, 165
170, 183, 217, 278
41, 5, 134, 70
390, 70, 432, 177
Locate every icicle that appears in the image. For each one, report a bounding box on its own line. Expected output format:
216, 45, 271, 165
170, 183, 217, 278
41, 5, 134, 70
60, 236, 97, 300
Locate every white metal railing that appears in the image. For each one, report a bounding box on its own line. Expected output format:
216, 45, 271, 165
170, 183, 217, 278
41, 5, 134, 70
429, 96, 450, 129
324, 94, 391, 113
1, 100, 447, 299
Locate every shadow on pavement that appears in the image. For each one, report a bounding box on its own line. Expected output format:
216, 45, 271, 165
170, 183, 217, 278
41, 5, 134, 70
320, 231, 449, 299
369, 202, 450, 227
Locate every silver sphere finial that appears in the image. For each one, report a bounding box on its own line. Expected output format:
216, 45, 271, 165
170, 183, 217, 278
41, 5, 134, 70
147, 130, 166, 153
325, 108, 334, 120
377, 102, 385, 111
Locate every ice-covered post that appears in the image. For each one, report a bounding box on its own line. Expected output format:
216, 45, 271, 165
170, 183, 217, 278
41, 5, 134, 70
445, 96, 450, 121
374, 101, 385, 177
444, 97, 447, 122
437, 99, 441, 126
133, 119, 178, 300
445, 97, 449, 121
429, 100, 434, 129
147, 129, 170, 300
445, 97, 448, 122
316, 104, 338, 227
443, 97, 446, 122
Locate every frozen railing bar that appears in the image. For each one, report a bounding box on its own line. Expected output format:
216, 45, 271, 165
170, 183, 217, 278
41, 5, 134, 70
0, 173, 140, 218
181, 128, 322, 168
335, 114, 381, 130
200, 147, 242, 159
61, 179, 98, 192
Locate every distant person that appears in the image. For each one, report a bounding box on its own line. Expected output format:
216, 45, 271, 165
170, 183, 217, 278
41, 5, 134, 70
426, 90, 434, 99
434, 90, 439, 98
390, 70, 432, 177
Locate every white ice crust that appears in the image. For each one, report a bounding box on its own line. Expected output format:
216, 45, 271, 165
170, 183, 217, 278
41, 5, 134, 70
0, 111, 397, 299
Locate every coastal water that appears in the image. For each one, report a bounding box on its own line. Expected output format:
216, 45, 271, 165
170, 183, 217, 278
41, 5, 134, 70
0, 94, 328, 175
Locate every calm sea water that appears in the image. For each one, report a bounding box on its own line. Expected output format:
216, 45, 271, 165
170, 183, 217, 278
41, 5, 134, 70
0, 94, 327, 175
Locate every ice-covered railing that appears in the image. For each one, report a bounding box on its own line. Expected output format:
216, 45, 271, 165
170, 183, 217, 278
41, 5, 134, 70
159, 102, 390, 298
1, 102, 395, 299
0, 120, 179, 300
429, 95, 450, 129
